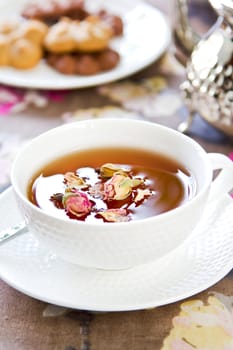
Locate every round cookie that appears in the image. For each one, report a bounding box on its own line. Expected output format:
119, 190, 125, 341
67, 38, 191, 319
45, 16, 113, 54
18, 20, 48, 45
97, 48, 120, 71
0, 35, 10, 65
71, 16, 113, 52
0, 18, 20, 35
9, 38, 42, 69
76, 54, 100, 75
47, 54, 77, 75
21, 0, 87, 23
44, 18, 76, 53
46, 48, 120, 75
97, 10, 123, 36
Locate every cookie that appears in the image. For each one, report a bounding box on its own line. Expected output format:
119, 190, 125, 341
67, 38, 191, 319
16, 20, 49, 45
0, 18, 20, 35
22, 0, 88, 23
97, 48, 120, 71
9, 38, 42, 69
47, 53, 77, 74
46, 48, 120, 75
44, 18, 75, 52
97, 10, 123, 36
0, 35, 10, 65
44, 16, 113, 53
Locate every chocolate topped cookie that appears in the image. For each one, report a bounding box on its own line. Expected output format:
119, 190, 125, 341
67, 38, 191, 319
22, 0, 89, 23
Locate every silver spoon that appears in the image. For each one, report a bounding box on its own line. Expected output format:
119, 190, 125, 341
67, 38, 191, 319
0, 221, 27, 245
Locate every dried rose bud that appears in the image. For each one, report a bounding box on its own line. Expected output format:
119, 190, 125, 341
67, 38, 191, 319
62, 190, 93, 217
104, 173, 143, 201
100, 163, 130, 178
64, 172, 88, 189
98, 208, 130, 222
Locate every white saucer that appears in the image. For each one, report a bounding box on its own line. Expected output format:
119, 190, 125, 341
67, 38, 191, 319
1, 187, 233, 312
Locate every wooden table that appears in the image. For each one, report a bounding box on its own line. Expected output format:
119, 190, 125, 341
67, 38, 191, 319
1, 1, 233, 349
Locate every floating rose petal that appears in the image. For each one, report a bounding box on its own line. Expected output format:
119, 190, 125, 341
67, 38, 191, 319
63, 191, 93, 217
134, 188, 153, 203
100, 163, 130, 178
98, 208, 130, 222
64, 172, 88, 189
88, 182, 104, 199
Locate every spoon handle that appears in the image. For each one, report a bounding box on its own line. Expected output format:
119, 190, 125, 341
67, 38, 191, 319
0, 221, 27, 244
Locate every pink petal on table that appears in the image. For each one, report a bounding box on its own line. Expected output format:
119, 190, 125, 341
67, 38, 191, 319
0, 85, 24, 101
0, 103, 15, 115
46, 90, 68, 102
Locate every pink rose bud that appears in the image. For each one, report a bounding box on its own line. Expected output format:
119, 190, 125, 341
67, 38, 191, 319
63, 191, 93, 217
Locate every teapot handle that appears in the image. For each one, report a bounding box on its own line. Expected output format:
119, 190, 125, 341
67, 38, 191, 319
174, 0, 222, 54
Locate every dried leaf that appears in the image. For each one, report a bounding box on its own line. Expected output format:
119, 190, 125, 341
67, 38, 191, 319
43, 304, 70, 317
100, 163, 130, 178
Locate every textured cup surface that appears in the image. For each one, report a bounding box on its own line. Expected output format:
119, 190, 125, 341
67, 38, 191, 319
11, 119, 222, 269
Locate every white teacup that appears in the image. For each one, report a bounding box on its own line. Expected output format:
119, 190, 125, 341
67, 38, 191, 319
11, 119, 233, 270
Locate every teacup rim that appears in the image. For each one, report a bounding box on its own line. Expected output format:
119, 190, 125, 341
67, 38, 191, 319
11, 118, 212, 227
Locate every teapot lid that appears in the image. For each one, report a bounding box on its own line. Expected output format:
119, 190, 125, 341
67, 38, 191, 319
209, 0, 233, 25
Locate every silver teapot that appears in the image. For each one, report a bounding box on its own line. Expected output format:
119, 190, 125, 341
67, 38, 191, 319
175, 0, 233, 137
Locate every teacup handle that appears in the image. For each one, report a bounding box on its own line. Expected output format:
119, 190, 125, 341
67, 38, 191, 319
208, 153, 233, 201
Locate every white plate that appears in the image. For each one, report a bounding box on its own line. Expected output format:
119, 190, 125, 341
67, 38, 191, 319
0, 0, 171, 90
1, 187, 233, 312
